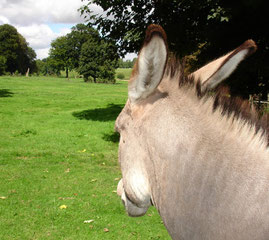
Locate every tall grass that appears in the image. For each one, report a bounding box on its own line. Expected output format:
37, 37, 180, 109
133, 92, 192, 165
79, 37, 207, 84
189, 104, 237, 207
0, 76, 170, 239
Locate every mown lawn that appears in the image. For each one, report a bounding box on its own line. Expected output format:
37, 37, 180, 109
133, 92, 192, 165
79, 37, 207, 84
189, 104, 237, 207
0, 76, 170, 239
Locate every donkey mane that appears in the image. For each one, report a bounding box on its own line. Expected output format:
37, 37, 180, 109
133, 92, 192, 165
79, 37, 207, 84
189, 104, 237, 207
164, 56, 269, 146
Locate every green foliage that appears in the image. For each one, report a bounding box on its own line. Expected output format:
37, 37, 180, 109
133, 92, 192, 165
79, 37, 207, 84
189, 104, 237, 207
80, 0, 219, 57
79, 39, 118, 83
48, 24, 101, 78
117, 73, 125, 80
80, 0, 268, 98
0, 76, 170, 239
35, 57, 61, 76
0, 55, 6, 75
118, 58, 136, 68
35, 59, 46, 75
0, 24, 37, 74
66, 24, 100, 70
49, 36, 71, 77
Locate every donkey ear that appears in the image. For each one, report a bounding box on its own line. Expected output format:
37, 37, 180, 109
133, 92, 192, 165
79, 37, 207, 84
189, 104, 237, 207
128, 25, 168, 103
190, 40, 257, 90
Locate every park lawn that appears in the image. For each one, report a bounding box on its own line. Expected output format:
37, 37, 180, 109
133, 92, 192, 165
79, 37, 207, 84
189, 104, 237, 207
0, 76, 170, 239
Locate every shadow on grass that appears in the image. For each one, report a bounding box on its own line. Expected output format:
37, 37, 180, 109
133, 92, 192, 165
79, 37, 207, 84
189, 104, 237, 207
0, 89, 14, 97
72, 103, 124, 122
102, 132, 120, 143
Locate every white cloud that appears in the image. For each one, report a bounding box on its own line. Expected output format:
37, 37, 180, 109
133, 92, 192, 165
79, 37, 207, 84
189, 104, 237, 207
36, 48, 50, 60
16, 24, 72, 59
0, 0, 85, 26
124, 53, 137, 61
17, 24, 55, 49
0, 16, 10, 24
0, 0, 102, 59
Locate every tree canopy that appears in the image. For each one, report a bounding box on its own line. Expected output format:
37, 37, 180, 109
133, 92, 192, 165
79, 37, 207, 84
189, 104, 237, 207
80, 0, 268, 99
49, 36, 72, 78
67, 23, 100, 70
48, 23, 119, 82
79, 38, 118, 83
0, 24, 36, 75
49, 23, 102, 78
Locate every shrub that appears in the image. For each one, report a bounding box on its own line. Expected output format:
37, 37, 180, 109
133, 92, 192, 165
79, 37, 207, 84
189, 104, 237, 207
4, 71, 11, 76
117, 73, 125, 80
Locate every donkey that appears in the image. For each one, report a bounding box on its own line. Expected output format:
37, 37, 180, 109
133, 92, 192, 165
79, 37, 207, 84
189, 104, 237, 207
116, 24, 269, 239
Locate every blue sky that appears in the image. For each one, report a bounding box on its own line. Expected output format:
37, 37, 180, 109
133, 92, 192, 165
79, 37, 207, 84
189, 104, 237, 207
0, 0, 136, 60
48, 23, 74, 34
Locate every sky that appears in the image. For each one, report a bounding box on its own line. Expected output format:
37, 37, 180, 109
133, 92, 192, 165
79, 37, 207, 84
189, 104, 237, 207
0, 0, 136, 60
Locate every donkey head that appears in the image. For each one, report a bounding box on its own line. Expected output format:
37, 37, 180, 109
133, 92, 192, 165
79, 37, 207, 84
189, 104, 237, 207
115, 24, 257, 217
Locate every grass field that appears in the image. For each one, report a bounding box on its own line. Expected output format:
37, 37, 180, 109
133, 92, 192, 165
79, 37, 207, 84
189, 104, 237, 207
0, 76, 170, 239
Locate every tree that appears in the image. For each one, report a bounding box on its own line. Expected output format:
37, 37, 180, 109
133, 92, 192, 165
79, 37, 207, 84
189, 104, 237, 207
25, 46, 37, 74
49, 24, 100, 78
80, 0, 268, 99
66, 23, 100, 69
49, 36, 71, 78
80, 0, 218, 57
36, 59, 49, 76
0, 56, 6, 75
0, 24, 37, 75
79, 39, 118, 83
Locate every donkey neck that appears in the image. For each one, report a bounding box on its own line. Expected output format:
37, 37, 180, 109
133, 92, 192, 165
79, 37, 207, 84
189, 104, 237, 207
143, 83, 269, 239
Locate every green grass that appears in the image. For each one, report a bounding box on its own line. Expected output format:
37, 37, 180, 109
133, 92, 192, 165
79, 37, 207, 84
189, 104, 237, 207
0, 76, 170, 239
115, 68, 132, 80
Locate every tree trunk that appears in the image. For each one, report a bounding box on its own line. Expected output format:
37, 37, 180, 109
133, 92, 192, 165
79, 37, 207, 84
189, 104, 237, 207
26, 68, 30, 77
66, 67, 69, 78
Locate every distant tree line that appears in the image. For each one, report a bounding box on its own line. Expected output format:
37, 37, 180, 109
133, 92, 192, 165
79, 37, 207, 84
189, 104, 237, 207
118, 58, 137, 68
0, 24, 37, 76
0, 23, 119, 84
80, 0, 268, 99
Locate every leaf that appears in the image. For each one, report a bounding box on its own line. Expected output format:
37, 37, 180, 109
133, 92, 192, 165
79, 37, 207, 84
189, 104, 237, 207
0, 196, 7, 199
104, 228, 109, 232
59, 205, 67, 209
